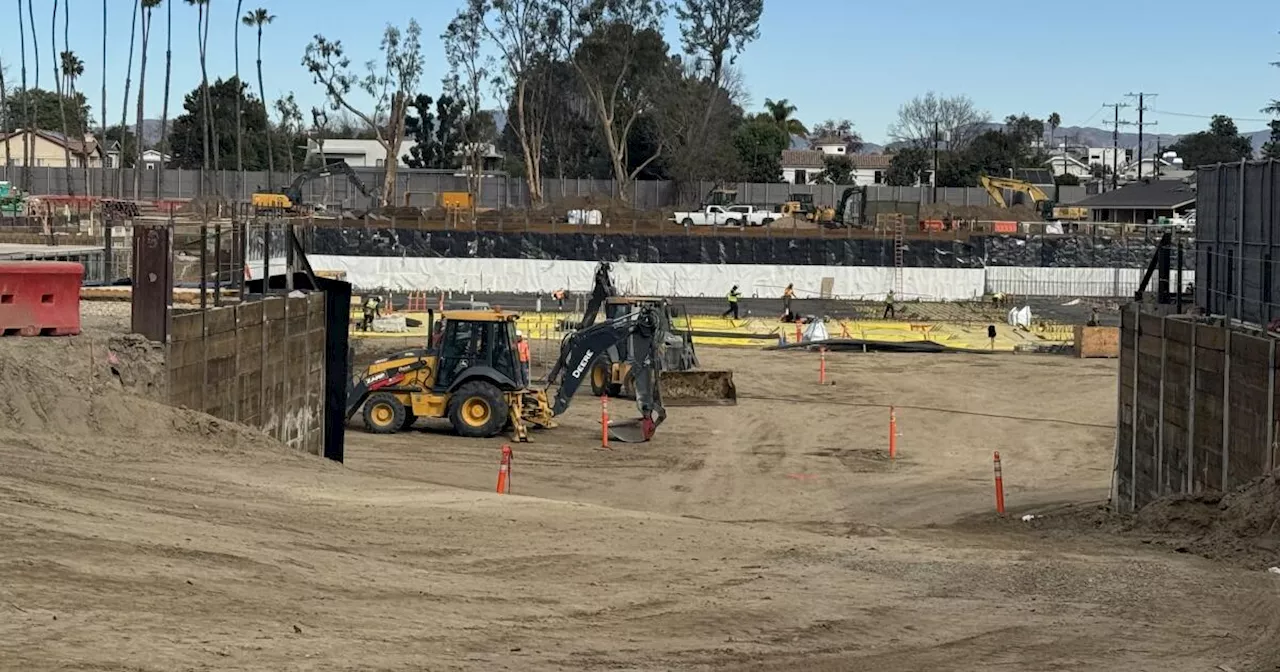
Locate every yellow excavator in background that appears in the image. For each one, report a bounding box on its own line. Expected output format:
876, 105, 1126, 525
979, 175, 1088, 221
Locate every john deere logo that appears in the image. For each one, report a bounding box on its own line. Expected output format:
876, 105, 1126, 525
571, 349, 594, 378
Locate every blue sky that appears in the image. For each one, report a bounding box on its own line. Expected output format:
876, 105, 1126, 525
0, 0, 1275, 142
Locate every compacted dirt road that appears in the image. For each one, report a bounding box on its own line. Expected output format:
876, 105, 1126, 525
3, 323, 1279, 671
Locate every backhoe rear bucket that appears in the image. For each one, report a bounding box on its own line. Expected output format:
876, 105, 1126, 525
607, 417, 659, 443
658, 370, 738, 406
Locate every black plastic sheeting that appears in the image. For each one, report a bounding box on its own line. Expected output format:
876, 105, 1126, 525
764, 339, 995, 355
311, 228, 1182, 269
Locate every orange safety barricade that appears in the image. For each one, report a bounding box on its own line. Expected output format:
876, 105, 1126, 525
992, 220, 1018, 234
0, 261, 83, 336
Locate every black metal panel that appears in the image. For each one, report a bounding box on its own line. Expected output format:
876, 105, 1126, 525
1196, 160, 1280, 324
131, 221, 173, 342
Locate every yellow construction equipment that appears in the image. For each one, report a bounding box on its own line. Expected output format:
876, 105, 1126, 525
346, 306, 671, 443
779, 193, 834, 222
979, 175, 1088, 221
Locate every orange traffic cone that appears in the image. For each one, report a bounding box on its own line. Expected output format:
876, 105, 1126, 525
496, 444, 513, 494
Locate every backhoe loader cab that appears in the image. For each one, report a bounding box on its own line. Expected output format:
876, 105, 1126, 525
348, 309, 550, 439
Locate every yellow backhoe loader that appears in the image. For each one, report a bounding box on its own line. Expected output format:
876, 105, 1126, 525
346, 305, 670, 443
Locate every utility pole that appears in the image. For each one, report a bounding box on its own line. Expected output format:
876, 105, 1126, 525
1103, 102, 1132, 191
932, 120, 939, 203
1126, 92, 1157, 180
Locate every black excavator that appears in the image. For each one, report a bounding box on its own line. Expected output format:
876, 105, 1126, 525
251, 160, 381, 215
346, 304, 668, 443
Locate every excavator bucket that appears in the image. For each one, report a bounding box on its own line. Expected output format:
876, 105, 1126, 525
658, 370, 737, 406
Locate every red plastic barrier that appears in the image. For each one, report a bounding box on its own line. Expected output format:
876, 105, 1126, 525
0, 261, 83, 336
992, 220, 1018, 233
920, 219, 944, 232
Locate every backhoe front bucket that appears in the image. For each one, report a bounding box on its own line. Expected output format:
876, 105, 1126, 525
658, 370, 737, 406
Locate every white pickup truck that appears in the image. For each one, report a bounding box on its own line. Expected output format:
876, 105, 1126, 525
672, 204, 775, 227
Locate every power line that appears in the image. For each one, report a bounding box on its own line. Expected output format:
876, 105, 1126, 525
1103, 102, 1133, 190
1126, 93, 1158, 180
1151, 108, 1272, 124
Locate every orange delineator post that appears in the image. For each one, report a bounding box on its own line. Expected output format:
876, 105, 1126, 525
818, 348, 827, 385
993, 451, 1006, 515
438, 292, 445, 311
601, 393, 610, 449
794, 322, 802, 343
888, 406, 897, 460
496, 444, 513, 494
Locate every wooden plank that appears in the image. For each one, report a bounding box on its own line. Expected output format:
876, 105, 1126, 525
1196, 325, 1227, 351
170, 313, 204, 342
205, 305, 238, 336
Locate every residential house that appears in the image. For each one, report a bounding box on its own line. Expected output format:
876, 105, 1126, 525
1085, 147, 1130, 172
780, 151, 933, 186
780, 150, 825, 185
0, 130, 104, 168
810, 136, 848, 156
303, 138, 504, 171
1074, 179, 1196, 224
140, 149, 171, 170
1121, 156, 1191, 182
1045, 154, 1091, 180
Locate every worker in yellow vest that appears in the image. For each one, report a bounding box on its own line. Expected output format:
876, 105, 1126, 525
722, 285, 741, 320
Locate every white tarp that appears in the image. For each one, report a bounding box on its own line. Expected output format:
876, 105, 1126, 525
307, 255, 988, 302
1006, 306, 1032, 328
803, 319, 830, 342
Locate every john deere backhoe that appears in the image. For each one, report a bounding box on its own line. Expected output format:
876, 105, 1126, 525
557, 263, 737, 405
346, 305, 669, 443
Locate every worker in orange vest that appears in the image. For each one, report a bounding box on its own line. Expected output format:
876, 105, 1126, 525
516, 330, 531, 385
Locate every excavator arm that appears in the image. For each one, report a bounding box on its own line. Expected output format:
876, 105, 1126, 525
282, 160, 381, 209
980, 175, 1051, 208
547, 305, 666, 442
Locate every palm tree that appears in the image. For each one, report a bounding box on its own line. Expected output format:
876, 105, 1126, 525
763, 98, 807, 139
17, 0, 32, 187
1048, 111, 1061, 150
63, 49, 88, 196
100, 0, 107, 196
134, 0, 161, 199
158, 0, 172, 195
243, 8, 274, 188
52, 0, 75, 196
233, 0, 243, 199
0, 53, 10, 176
185, 0, 212, 194
117, 0, 139, 197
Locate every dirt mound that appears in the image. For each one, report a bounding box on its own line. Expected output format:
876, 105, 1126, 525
1129, 473, 1280, 564
0, 333, 290, 459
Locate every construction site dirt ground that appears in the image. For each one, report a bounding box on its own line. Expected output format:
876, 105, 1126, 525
4, 310, 1280, 671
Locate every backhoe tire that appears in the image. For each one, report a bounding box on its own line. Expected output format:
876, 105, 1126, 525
364, 392, 406, 434
589, 356, 621, 397
400, 412, 418, 431
448, 381, 509, 438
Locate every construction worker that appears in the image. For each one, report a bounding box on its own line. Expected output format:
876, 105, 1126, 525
782, 283, 795, 320
361, 294, 382, 331
723, 285, 741, 320
516, 330, 531, 385
552, 289, 566, 310
883, 289, 895, 319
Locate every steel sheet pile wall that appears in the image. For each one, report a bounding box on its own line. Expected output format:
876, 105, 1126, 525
167, 294, 327, 455
1196, 160, 1280, 325
1115, 306, 1278, 512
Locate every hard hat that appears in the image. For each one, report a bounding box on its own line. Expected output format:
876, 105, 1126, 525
516, 330, 523, 337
